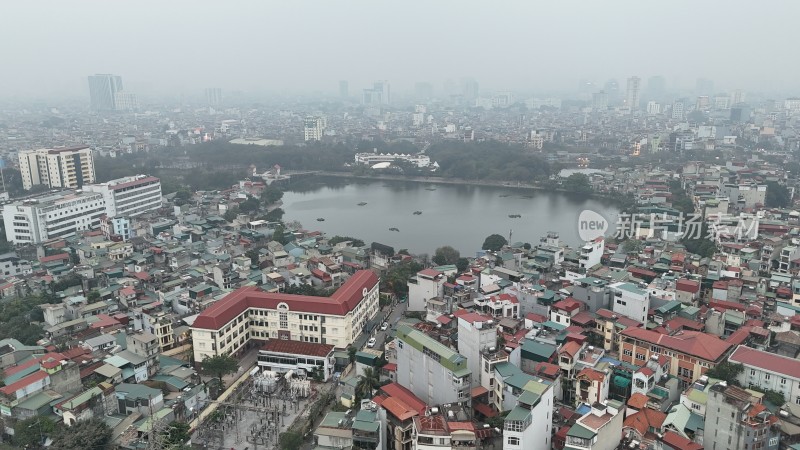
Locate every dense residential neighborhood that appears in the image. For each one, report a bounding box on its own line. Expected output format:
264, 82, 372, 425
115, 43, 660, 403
3, 77, 800, 450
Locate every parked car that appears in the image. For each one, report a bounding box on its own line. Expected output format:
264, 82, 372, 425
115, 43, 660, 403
380, 322, 389, 331
367, 337, 377, 348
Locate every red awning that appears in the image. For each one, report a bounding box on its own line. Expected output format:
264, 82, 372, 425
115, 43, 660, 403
471, 386, 489, 397
473, 402, 499, 418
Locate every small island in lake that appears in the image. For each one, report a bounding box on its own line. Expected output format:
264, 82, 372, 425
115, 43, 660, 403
413, 211, 422, 215
316, 218, 325, 221
389, 227, 400, 232
358, 202, 367, 206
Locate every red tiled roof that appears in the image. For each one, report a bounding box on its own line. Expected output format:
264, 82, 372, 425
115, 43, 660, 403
380, 382, 427, 416
471, 386, 489, 397
457, 312, 493, 324
418, 268, 442, 278
39, 253, 70, 263
660, 430, 704, 450
473, 402, 499, 418
0, 370, 48, 396
621, 328, 733, 362
552, 297, 583, 313
559, 341, 581, 357
193, 270, 378, 330
729, 345, 800, 380
525, 313, 547, 323
436, 315, 452, 325
623, 408, 667, 437
627, 392, 649, 409
675, 279, 700, 293
383, 363, 397, 372
261, 339, 334, 358
577, 367, 605, 383
709, 299, 746, 312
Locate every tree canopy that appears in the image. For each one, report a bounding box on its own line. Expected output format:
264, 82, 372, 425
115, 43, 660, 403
279, 431, 304, 450
482, 234, 508, 252
50, 419, 112, 450
765, 181, 792, 208
704, 361, 743, 386
432, 246, 460, 266
562, 173, 592, 194
201, 354, 239, 382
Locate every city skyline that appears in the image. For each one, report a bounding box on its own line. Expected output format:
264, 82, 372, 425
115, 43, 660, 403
2, 0, 800, 100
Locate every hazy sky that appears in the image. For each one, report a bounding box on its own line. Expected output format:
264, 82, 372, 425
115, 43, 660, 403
2, 0, 800, 99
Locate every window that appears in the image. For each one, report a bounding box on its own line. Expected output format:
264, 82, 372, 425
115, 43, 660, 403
507, 437, 520, 446
782, 378, 787, 385
765, 373, 771, 381
623, 349, 633, 357
751, 369, 756, 376
636, 353, 646, 361
279, 312, 288, 328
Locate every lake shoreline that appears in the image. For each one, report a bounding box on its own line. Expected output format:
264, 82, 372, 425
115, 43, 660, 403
306, 171, 626, 204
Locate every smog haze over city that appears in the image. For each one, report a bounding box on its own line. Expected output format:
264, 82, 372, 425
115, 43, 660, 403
5, 2, 800, 450
3, 0, 800, 100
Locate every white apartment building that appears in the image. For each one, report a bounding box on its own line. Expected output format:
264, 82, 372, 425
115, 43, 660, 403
610, 282, 649, 324
729, 345, 800, 405
503, 380, 554, 450
191, 270, 379, 362
303, 116, 326, 142
84, 175, 162, 217
579, 238, 604, 271
100, 216, 132, 241
396, 324, 471, 407
0, 252, 32, 277
457, 312, 497, 387
408, 268, 446, 312
565, 402, 623, 450
18, 146, 96, 190
2, 191, 105, 244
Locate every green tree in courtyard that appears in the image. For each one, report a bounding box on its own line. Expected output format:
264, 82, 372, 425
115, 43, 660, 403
201, 354, 239, 384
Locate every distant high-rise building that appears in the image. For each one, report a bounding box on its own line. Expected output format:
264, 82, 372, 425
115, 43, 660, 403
461, 78, 479, 100
18, 146, 96, 190
626, 76, 641, 112
414, 82, 434, 100
714, 95, 731, 110
205, 88, 223, 105
303, 116, 326, 142
363, 80, 391, 105
695, 78, 714, 96
604, 79, 619, 101
730, 103, 751, 123
114, 91, 139, 111
672, 99, 686, 120
731, 89, 746, 105
696, 96, 710, 110
646, 101, 661, 115
646, 75, 666, 98
88, 74, 124, 111
592, 91, 609, 110
338, 80, 348, 99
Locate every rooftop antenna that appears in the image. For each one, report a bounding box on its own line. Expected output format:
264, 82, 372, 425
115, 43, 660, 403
509, 229, 513, 242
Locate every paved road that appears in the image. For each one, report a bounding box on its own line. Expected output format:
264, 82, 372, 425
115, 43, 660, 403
353, 299, 408, 351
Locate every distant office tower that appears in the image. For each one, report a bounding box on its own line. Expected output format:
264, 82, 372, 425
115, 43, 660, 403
492, 92, 513, 108
114, 91, 138, 111
363, 81, 391, 105
462, 78, 479, 100
730, 103, 751, 123
646, 101, 661, 115
731, 89, 746, 105
626, 76, 641, 111
205, 88, 223, 105
18, 146, 95, 190
303, 116, 326, 141
88, 74, 124, 111
672, 99, 686, 120
592, 91, 609, 110
338, 81, 348, 98
578, 79, 596, 93
714, 95, 731, 110
414, 82, 434, 100
604, 79, 619, 101
646, 75, 666, 98
695, 78, 714, 96
696, 96, 710, 110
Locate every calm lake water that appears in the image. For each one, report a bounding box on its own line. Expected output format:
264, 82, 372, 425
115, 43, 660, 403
282, 178, 620, 256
